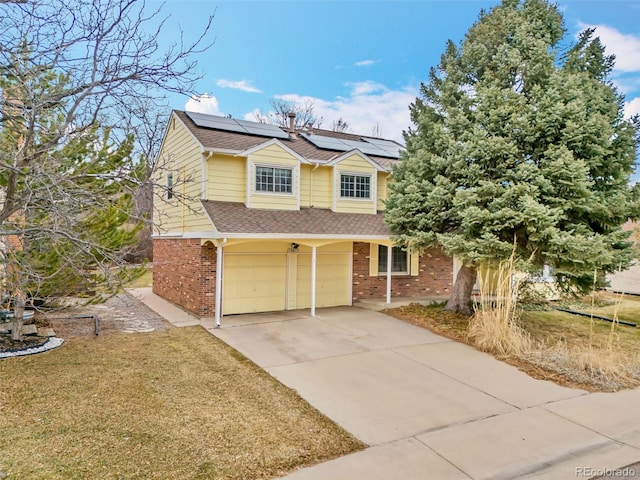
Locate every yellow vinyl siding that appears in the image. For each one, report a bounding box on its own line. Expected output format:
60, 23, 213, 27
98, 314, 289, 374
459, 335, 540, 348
334, 154, 377, 214
248, 144, 299, 211
153, 116, 210, 234
207, 154, 245, 202
377, 172, 389, 212
300, 164, 332, 209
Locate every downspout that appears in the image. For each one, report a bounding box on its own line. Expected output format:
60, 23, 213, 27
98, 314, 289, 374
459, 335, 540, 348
215, 238, 228, 327
311, 246, 317, 317
202, 151, 213, 199
386, 245, 392, 304
181, 165, 186, 232
310, 162, 319, 207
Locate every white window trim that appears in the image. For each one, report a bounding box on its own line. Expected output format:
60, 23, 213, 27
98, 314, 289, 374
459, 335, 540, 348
377, 245, 410, 276
252, 163, 296, 197
338, 171, 373, 201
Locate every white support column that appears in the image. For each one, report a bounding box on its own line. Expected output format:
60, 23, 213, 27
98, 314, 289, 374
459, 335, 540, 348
386, 245, 392, 304
215, 240, 227, 327
311, 246, 317, 317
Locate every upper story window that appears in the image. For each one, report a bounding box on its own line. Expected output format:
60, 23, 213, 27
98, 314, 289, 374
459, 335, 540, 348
167, 173, 174, 200
378, 245, 409, 274
340, 173, 370, 199
255, 166, 292, 193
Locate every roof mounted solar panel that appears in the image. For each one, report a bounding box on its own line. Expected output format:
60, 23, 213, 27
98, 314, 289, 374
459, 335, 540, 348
341, 139, 389, 157
238, 122, 290, 139
302, 133, 401, 159
302, 134, 350, 151
361, 137, 404, 157
186, 111, 246, 133
186, 111, 290, 139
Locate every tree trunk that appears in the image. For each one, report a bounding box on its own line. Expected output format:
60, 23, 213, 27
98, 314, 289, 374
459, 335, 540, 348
10, 291, 26, 341
444, 264, 477, 316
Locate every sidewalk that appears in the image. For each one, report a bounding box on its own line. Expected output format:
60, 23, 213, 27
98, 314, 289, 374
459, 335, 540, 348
127, 287, 210, 328
131, 288, 640, 479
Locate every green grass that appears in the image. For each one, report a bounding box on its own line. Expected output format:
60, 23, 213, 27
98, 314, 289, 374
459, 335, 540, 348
125, 266, 153, 288
521, 306, 640, 352
0, 328, 364, 479
558, 293, 640, 325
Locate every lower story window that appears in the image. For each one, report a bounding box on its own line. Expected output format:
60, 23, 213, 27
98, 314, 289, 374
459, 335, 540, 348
378, 245, 409, 274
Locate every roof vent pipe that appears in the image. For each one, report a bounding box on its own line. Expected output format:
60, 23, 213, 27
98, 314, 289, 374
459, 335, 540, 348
288, 112, 296, 132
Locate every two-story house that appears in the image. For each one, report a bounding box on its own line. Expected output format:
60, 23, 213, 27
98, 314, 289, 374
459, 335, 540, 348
152, 110, 453, 324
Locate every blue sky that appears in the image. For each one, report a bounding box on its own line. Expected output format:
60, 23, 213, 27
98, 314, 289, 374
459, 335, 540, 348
149, 1, 640, 143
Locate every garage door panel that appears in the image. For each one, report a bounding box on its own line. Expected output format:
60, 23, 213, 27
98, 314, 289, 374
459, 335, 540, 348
223, 254, 287, 315
295, 253, 350, 309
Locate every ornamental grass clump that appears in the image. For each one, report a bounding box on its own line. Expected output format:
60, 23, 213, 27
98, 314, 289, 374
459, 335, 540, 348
468, 251, 532, 357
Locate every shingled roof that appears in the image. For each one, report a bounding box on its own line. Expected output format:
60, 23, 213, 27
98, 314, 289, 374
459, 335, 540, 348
201, 200, 391, 237
174, 110, 402, 171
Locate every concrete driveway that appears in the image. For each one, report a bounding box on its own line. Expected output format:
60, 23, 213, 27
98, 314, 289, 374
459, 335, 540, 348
207, 306, 640, 479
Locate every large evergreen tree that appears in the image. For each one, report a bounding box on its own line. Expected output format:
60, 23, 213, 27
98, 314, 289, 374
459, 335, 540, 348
385, 0, 640, 315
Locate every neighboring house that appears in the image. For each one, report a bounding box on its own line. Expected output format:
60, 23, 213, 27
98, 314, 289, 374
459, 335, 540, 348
152, 110, 453, 323
607, 221, 640, 295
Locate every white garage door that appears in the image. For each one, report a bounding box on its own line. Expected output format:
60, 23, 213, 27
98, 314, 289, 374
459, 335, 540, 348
294, 253, 351, 309
223, 253, 288, 315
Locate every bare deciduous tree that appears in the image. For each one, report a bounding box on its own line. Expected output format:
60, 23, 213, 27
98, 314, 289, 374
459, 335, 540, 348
331, 117, 350, 133
255, 98, 324, 129
0, 0, 213, 340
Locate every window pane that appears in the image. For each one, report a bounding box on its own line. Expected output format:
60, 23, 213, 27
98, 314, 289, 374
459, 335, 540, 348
341, 174, 354, 197
355, 175, 370, 198
274, 168, 292, 193
255, 166, 273, 192
167, 173, 173, 200
378, 245, 388, 273
378, 245, 408, 274
392, 247, 408, 273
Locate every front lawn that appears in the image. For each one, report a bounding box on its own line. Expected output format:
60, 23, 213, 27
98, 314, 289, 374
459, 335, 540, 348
0, 328, 364, 479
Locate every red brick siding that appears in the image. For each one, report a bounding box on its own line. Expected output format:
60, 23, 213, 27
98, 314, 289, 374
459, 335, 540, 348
153, 238, 216, 317
153, 239, 452, 315
352, 242, 453, 301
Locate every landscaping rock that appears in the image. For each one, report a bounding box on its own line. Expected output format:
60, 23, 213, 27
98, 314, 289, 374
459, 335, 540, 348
38, 327, 57, 337
22, 324, 38, 336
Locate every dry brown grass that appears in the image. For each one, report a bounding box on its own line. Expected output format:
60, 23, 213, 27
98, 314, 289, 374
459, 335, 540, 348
468, 254, 532, 357
387, 301, 640, 391
0, 328, 364, 479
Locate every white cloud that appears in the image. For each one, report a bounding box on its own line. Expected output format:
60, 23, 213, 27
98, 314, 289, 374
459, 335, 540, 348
347, 80, 386, 96
248, 82, 416, 143
216, 79, 261, 93
184, 93, 223, 116
354, 59, 377, 67
577, 22, 640, 73
625, 97, 640, 118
